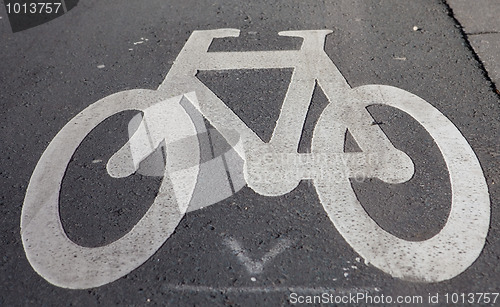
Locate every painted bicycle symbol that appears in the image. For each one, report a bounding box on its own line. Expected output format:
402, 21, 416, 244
21, 29, 490, 289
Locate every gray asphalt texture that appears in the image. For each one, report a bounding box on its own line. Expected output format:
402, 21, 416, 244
1, 0, 499, 306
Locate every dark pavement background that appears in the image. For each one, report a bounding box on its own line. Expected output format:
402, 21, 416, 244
1, 0, 499, 305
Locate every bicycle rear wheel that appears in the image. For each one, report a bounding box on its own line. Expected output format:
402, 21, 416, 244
21, 90, 200, 289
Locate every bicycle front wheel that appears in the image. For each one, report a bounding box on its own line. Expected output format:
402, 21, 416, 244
312, 84, 490, 282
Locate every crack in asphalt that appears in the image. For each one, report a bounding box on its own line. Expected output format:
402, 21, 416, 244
442, 0, 500, 99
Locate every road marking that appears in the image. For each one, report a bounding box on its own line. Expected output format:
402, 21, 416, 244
22, 91, 200, 289
159, 29, 489, 282
167, 284, 378, 294
21, 28, 490, 289
224, 237, 293, 274
109, 92, 246, 212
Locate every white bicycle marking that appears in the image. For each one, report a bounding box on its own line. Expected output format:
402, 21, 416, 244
21, 29, 490, 289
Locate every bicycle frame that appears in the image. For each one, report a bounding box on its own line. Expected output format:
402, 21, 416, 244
158, 29, 414, 196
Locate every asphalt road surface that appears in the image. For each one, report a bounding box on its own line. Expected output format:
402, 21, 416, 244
1, 0, 499, 306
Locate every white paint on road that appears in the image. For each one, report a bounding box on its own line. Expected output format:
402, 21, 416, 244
167, 284, 378, 294
159, 29, 489, 282
22, 91, 200, 289
21, 28, 491, 289
313, 85, 490, 282
224, 237, 293, 275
